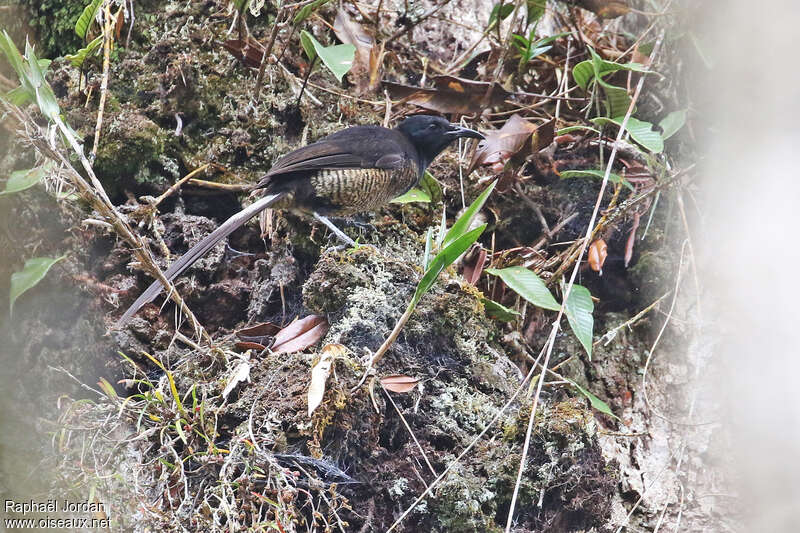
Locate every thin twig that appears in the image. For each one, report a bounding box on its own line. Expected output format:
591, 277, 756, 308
152, 163, 210, 208
91, 2, 114, 162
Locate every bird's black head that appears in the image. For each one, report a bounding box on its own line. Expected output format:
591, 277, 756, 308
396, 115, 484, 169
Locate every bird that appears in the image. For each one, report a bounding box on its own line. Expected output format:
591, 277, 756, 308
116, 115, 484, 326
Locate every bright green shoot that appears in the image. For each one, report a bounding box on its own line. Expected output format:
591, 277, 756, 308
354, 181, 497, 387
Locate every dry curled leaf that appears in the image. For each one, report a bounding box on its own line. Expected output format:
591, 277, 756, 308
384, 75, 510, 116
380, 375, 420, 393
588, 239, 608, 273
222, 38, 265, 69
333, 9, 378, 93
308, 343, 344, 416
222, 360, 251, 400
234, 341, 267, 352
468, 115, 553, 175
272, 315, 329, 354
624, 212, 641, 268
236, 321, 281, 345
461, 245, 487, 285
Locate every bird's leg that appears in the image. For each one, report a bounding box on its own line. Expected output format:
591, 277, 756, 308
313, 212, 357, 248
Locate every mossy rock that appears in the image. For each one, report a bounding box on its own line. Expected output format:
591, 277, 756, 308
92, 110, 172, 198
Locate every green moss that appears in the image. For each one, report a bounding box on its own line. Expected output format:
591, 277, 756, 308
92, 110, 169, 197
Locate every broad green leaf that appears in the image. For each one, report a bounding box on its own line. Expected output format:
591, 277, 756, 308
659, 109, 687, 140
391, 188, 431, 204
65, 35, 103, 68
442, 180, 496, 250
419, 170, 442, 203
566, 379, 619, 419
485, 266, 560, 311
563, 284, 593, 358
572, 60, 596, 90
299, 30, 317, 62
600, 82, 632, 119
10, 256, 65, 313
413, 225, 486, 307
75, 0, 103, 38
294, 0, 330, 23
300, 31, 354, 83
572, 46, 647, 90
560, 169, 634, 191
593, 116, 663, 153
5, 85, 33, 106
0, 166, 47, 196
526, 0, 546, 24
587, 46, 648, 76
482, 298, 521, 321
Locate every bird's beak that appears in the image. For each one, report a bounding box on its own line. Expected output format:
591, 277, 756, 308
447, 124, 485, 140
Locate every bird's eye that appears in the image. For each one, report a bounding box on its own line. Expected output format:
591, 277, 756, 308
428, 123, 437, 130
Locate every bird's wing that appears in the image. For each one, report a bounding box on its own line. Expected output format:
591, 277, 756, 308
255, 127, 412, 190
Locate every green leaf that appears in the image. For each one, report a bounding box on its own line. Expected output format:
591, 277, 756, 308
0, 166, 48, 196
593, 116, 664, 153
65, 35, 103, 68
419, 170, 442, 203
413, 225, 486, 307
482, 298, 521, 321
299, 30, 317, 63
572, 46, 647, 90
563, 284, 594, 358
9, 256, 65, 313
572, 60, 595, 90
299, 31, 354, 83
526, 0, 546, 24
560, 169, 634, 191
566, 379, 619, 419
75, 0, 103, 39
442, 180, 496, 250
16, 40, 60, 120
422, 227, 434, 270
485, 266, 560, 311
488, 3, 515, 30
5, 86, 32, 106
0, 31, 27, 83
659, 109, 687, 140
556, 125, 601, 136
600, 83, 632, 119
294, 0, 330, 24
391, 188, 431, 204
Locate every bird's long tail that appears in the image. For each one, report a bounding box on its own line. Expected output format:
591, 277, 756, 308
115, 192, 284, 327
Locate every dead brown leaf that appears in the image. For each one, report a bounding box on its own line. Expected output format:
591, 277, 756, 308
624, 212, 640, 268
272, 315, 329, 354
467, 114, 544, 175
572, 0, 630, 18
380, 375, 420, 393
384, 75, 510, 116
234, 341, 267, 352
308, 345, 337, 416
462, 245, 487, 285
588, 239, 608, 273
333, 9, 378, 93
236, 321, 281, 345
222, 38, 265, 69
